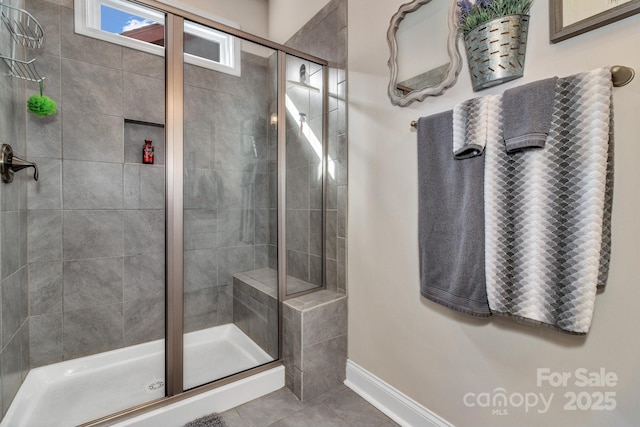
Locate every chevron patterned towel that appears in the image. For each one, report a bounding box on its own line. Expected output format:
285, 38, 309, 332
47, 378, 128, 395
484, 67, 614, 335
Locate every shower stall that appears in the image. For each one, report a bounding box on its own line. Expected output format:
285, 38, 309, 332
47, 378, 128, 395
0, 0, 329, 425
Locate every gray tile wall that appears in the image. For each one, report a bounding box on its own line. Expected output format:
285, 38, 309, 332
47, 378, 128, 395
11, 0, 344, 417
0, 0, 31, 416
284, 0, 348, 294
25, 0, 166, 367
25, 0, 276, 369
283, 291, 347, 401
232, 272, 278, 359
281, 0, 348, 401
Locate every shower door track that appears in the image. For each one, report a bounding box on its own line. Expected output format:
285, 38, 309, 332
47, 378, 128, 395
80, 1, 329, 425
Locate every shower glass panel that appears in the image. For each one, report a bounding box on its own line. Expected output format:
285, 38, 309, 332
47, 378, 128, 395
285, 53, 325, 296
2, 1, 169, 425
182, 21, 279, 390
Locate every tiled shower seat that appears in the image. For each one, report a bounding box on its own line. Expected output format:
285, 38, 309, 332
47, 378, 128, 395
283, 290, 347, 402
232, 268, 347, 402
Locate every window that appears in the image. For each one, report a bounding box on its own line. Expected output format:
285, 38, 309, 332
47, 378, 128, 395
74, 0, 241, 76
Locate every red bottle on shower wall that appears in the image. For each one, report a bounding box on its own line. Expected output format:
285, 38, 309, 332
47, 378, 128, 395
143, 139, 154, 164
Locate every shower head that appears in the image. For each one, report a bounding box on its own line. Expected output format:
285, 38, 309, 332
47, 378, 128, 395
287, 63, 320, 92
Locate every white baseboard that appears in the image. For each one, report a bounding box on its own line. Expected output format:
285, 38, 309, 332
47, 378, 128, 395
345, 360, 455, 427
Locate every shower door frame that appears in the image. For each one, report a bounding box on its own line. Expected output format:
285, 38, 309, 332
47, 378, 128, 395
82, 1, 329, 425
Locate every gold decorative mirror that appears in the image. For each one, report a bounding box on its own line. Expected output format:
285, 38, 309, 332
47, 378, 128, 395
387, 0, 462, 107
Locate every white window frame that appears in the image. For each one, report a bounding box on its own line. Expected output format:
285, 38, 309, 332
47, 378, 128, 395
74, 0, 241, 76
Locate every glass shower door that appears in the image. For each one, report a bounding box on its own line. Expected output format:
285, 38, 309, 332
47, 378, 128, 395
182, 21, 279, 390
284, 53, 325, 296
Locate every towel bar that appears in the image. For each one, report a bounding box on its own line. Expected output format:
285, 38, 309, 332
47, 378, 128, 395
410, 65, 635, 128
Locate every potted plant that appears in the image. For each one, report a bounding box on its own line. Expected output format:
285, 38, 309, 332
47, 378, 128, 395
458, 0, 533, 91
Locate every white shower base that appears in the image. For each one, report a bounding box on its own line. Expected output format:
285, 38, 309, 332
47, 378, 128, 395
2, 324, 280, 427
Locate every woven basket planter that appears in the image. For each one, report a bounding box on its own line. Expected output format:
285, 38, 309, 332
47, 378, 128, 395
464, 14, 529, 91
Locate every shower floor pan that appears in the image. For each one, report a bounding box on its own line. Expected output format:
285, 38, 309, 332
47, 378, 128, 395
2, 324, 276, 427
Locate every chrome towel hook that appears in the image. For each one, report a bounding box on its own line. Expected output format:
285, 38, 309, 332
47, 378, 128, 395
0, 144, 38, 183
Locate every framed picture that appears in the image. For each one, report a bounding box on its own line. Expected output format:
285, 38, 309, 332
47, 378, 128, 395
550, 0, 640, 43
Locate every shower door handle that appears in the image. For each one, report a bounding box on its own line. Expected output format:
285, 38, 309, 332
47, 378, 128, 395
0, 144, 39, 183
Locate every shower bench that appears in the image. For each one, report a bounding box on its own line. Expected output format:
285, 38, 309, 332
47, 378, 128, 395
232, 268, 347, 402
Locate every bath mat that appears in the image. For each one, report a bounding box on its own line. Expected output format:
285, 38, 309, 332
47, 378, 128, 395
183, 413, 227, 427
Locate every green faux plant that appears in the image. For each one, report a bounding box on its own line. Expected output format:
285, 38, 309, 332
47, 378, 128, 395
458, 0, 533, 35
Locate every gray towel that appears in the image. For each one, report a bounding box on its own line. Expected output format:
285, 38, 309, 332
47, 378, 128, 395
502, 77, 557, 153
417, 111, 491, 317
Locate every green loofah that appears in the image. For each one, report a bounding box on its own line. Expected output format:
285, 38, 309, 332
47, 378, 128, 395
27, 81, 57, 117
27, 94, 57, 116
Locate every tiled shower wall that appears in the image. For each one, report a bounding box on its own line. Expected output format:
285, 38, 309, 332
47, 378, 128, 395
0, 0, 30, 415
265, 0, 347, 292
26, 0, 272, 366
280, 0, 348, 400
25, 0, 167, 367
285, 0, 347, 294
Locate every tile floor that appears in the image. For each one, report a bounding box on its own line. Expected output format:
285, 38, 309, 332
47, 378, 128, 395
219, 385, 400, 427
